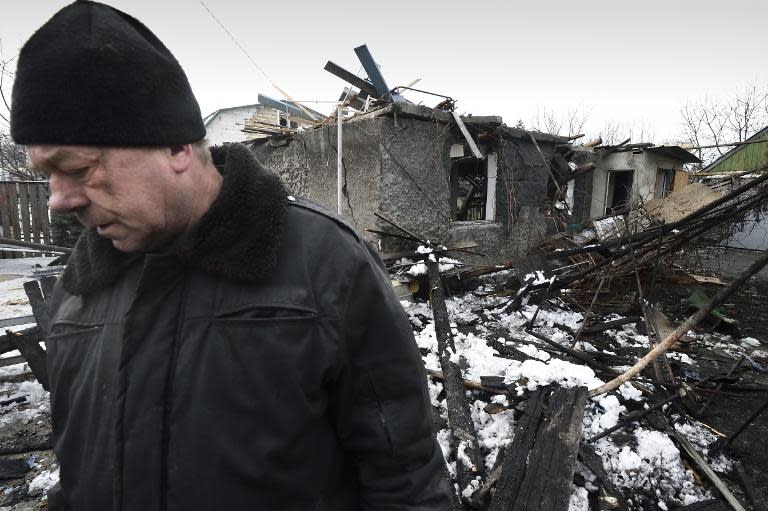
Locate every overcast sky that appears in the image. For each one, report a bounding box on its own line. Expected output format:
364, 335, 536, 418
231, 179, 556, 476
2, 0, 767, 143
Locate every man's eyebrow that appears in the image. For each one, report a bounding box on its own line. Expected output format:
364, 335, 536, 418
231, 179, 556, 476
31, 148, 102, 171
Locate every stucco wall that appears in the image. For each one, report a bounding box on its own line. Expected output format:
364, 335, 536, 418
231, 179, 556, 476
250, 120, 382, 238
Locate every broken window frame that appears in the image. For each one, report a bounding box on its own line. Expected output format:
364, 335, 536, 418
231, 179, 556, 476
449, 146, 498, 222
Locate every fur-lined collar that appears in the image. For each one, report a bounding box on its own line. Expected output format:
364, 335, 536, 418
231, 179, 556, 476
61, 143, 287, 295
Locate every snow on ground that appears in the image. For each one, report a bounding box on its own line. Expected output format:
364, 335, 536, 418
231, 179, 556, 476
401, 286, 741, 510
27, 466, 60, 497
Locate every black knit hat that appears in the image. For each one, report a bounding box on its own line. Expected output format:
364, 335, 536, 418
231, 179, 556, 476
10, 0, 206, 146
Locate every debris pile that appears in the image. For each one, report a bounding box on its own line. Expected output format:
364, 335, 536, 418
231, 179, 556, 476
396, 244, 768, 510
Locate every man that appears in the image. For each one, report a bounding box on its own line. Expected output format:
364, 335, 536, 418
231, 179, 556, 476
11, 2, 452, 509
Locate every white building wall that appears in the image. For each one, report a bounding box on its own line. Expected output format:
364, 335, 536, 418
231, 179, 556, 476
589, 151, 684, 218
204, 105, 273, 146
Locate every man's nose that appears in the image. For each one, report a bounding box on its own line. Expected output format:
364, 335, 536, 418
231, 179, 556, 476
48, 173, 89, 213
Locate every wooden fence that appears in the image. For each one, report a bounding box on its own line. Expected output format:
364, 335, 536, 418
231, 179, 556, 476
0, 181, 52, 258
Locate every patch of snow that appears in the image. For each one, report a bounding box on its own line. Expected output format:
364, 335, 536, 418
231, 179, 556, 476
462, 477, 481, 499
28, 467, 59, 496
568, 484, 589, 511
506, 358, 603, 392
740, 337, 761, 347
0, 380, 49, 427
470, 400, 514, 471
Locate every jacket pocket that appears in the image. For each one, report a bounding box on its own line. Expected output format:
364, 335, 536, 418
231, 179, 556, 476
213, 303, 317, 326
46, 320, 104, 341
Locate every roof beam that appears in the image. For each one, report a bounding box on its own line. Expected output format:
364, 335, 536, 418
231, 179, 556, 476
353, 44, 405, 103
324, 61, 378, 99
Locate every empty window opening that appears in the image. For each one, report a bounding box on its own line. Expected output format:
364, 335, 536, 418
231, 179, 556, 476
655, 168, 675, 198
605, 170, 634, 215
450, 157, 485, 221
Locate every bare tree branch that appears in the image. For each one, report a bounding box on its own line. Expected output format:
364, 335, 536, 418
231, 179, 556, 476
677, 83, 768, 167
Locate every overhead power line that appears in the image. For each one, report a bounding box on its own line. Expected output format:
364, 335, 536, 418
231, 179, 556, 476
198, 1, 319, 120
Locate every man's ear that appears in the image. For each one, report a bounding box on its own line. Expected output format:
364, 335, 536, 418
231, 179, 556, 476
168, 144, 193, 173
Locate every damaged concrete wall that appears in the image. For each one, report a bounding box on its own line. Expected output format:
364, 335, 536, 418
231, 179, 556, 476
251, 112, 559, 264
251, 120, 383, 238
493, 138, 557, 260
367, 115, 454, 246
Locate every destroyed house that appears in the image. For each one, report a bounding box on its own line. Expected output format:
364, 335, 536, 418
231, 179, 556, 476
248, 103, 576, 264
587, 143, 700, 218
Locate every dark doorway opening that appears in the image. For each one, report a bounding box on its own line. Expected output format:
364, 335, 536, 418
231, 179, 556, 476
605, 170, 634, 215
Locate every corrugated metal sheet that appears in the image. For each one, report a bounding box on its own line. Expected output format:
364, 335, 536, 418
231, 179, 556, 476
704, 127, 768, 174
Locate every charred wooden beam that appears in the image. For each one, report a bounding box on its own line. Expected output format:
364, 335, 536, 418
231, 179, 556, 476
489, 386, 588, 511
39, 275, 57, 302
426, 259, 485, 500
8, 330, 48, 391
511, 386, 588, 511
24, 280, 50, 337
487, 388, 548, 511
0, 326, 41, 356
582, 316, 643, 334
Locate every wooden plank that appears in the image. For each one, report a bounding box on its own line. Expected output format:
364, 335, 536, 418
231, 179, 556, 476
451, 111, 483, 159
35, 183, 47, 245
0, 315, 36, 328
7, 184, 20, 258
40, 184, 52, 245
7, 183, 19, 241
0, 184, 9, 240
0, 458, 30, 479
0, 355, 26, 369
512, 386, 589, 511
324, 61, 379, 98
18, 183, 31, 256
29, 183, 42, 245
4, 184, 18, 258
19, 182, 31, 243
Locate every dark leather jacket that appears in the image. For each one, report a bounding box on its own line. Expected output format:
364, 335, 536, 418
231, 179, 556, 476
45, 143, 451, 510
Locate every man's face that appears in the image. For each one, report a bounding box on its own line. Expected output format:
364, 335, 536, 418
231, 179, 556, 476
27, 145, 183, 253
